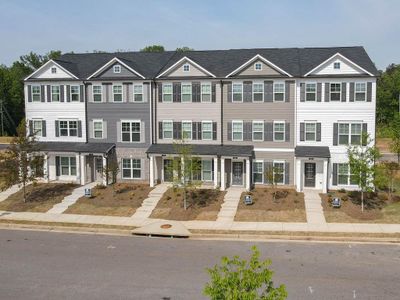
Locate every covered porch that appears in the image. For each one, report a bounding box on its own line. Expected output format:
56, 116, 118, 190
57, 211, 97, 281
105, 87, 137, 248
295, 146, 330, 193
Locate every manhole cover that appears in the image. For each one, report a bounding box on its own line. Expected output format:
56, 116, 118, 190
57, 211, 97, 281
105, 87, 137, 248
160, 224, 172, 229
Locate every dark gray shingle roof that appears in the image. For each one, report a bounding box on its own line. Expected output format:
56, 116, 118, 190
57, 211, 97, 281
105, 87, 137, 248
37, 142, 115, 153
146, 144, 254, 157
295, 146, 331, 158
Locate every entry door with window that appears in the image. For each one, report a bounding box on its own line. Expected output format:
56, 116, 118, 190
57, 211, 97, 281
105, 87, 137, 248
95, 157, 103, 182
232, 161, 243, 186
304, 162, 316, 187
163, 159, 173, 182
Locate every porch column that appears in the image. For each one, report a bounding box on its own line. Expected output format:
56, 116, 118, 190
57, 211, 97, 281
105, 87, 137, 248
102, 156, 107, 186
43, 154, 49, 182
76, 153, 81, 185
220, 158, 225, 191
245, 158, 250, 191
80, 154, 86, 185
149, 156, 155, 187
296, 159, 301, 192
323, 159, 328, 193
213, 157, 218, 188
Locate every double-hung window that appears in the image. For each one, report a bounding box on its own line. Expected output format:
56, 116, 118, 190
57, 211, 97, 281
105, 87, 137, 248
162, 83, 173, 102
232, 121, 243, 141
201, 83, 211, 102
122, 158, 141, 179
232, 83, 243, 102
305, 83, 316, 101
113, 85, 123, 102
51, 86, 60, 102
93, 120, 103, 139
163, 120, 173, 139
355, 83, 366, 101
33, 120, 43, 136
182, 121, 192, 139
273, 161, 285, 184
350, 123, 362, 145
253, 83, 263, 102
121, 121, 141, 142
201, 160, 212, 181
133, 84, 143, 102
252, 161, 263, 184
273, 83, 285, 102
330, 83, 341, 101
202, 121, 212, 140
70, 85, 80, 102
60, 157, 76, 176
181, 83, 192, 102
273, 121, 285, 142
59, 120, 77, 137
252, 121, 264, 141
338, 163, 357, 185
338, 123, 362, 145
305, 122, 316, 141
31, 86, 41, 102
93, 85, 102, 102
338, 123, 349, 145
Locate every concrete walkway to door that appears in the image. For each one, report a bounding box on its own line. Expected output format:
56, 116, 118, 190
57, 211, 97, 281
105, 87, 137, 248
216, 187, 245, 223
303, 189, 326, 224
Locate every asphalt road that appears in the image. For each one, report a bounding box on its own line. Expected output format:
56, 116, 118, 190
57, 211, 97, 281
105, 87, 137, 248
0, 230, 399, 300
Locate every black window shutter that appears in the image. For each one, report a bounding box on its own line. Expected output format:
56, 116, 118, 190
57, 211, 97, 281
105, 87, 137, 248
367, 82, 372, 102
177, 122, 182, 139
349, 83, 355, 102
192, 122, 197, 140
332, 163, 338, 186
300, 122, 305, 141
197, 122, 202, 140
317, 83, 322, 102
341, 82, 346, 102
28, 85, 32, 102
285, 81, 290, 102
173, 82, 181, 102
41, 85, 45, 102
158, 82, 163, 102
333, 123, 338, 146
243, 81, 252, 102
173, 122, 178, 139
266, 122, 273, 141
55, 120, 59, 137
80, 85, 84, 102
362, 123, 368, 146
264, 81, 273, 102
29, 120, 33, 136
56, 156, 60, 177
212, 122, 217, 140
227, 82, 232, 102
78, 121, 82, 137
244, 121, 252, 141
158, 122, 163, 139
316, 123, 321, 142
60, 85, 64, 102
211, 82, 216, 102
66, 85, 71, 102
42, 120, 46, 137
47, 85, 51, 102
227, 122, 232, 141
285, 162, 290, 184
300, 83, 305, 102
285, 122, 290, 142
325, 83, 330, 102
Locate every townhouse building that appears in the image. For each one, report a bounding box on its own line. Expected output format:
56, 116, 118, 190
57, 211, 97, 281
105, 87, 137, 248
24, 46, 378, 193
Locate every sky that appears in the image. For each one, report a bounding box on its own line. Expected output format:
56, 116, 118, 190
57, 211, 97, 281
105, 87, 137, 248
0, 0, 399, 70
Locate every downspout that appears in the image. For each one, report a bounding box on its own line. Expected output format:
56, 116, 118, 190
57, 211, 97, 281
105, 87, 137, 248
220, 79, 224, 146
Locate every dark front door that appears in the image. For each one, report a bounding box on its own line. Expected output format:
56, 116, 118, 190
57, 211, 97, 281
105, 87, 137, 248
232, 162, 243, 186
304, 162, 316, 187
163, 159, 173, 182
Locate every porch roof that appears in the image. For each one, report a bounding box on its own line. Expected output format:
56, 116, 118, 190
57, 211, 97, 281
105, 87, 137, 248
295, 146, 331, 158
37, 142, 115, 154
146, 144, 254, 157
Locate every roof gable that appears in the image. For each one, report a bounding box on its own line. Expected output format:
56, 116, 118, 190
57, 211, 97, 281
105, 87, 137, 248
87, 57, 145, 79
157, 57, 215, 78
25, 60, 78, 80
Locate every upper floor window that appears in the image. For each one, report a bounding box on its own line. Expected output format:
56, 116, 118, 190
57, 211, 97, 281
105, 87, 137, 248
183, 64, 190, 72
273, 161, 285, 184
305, 122, 316, 141
232, 121, 243, 141
70, 85, 80, 102
273, 121, 285, 142
330, 83, 341, 101
254, 63, 262, 71
133, 84, 143, 102
181, 83, 192, 102
355, 82, 366, 101
121, 121, 141, 142
51, 67, 57, 74
93, 120, 103, 139
252, 161, 263, 183
33, 120, 43, 136
201, 83, 211, 102
163, 120, 173, 139
113, 65, 121, 73
273, 83, 285, 102
253, 83, 263, 102
113, 85, 123, 102
59, 120, 78, 137
162, 83, 173, 102
338, 123, 362, 145
51, 86, 60, 102
31, 85, 41, 102
232, 83, 243, 102
122, 158, 141, 179
93, 85, 102, 102
338, 163, 357, 185
334, 62, 341, 69
252, 121, 264, 141
202, 121, 213, 140
305, 83, 316, 101
182, 121, 192, 139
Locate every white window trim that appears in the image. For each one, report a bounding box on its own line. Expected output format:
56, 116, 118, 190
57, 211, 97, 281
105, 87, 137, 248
273, 82, 285, 102
32, 119, 43, 137
70, 85, 80, 102
133, 84, 143, 102
201, 82, 212, 103
112, 84, 123, 102
182, 120, 192, 140
305, 82, 317, 102
162, 83, 173, 103
113, 64, 121, 73
201, 120, 213, 141
304, 121, 317, 142
201, 159, 213, 182
354, 82, 367, 102
232, 82, 243, 103
51, 85, 60, 102
162, 120, 173, 140
51, 67, 57, 74
92, 85, 103, 102
232, 120, 243, 142
338, 122, 362, 146
252, 82, 264, 102
254, 62, 262, 71
59, 156, 77, 176
252, 120, 264, 142
92, 119, 103, 139
334, 62, 341, 69
337, 163, 358, 186
31, 85, 41, 102
273, 160, 285, 185
330, 82, 341, 101
120, 119, 141, 143
273, 121, 285, 142
181, 83, 192, 102
252, 160, 264, 184
122, 158, 142, 179
183, 63, 190, 72
58, 119, 78, 137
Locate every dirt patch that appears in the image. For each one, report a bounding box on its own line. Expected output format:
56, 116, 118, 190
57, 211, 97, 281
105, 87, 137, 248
0, 183, 78, 212
376, 137, 392, 153
64, 183, 152, 217
150, 188, 226, 221
235, 188, 306, 222
321, 190, 400, 223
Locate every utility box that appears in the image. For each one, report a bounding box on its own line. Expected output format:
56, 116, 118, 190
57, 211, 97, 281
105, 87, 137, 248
84, 188, 92, 198
244, 195, 253, 205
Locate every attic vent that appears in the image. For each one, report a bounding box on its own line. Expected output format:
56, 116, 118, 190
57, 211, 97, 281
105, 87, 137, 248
183, 64, 190, 72
334, 62, 341, 69
113, 65, 121, 73
51, 67, 57, 74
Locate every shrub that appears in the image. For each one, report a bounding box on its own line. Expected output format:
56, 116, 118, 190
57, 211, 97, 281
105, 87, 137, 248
342, 195, 349, 201
96, 184, 106, 189
338, 188, 346, 193
377, 192, 388, 201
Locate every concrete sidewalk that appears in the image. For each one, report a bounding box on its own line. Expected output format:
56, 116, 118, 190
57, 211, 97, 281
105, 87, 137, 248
303, 189, 326, 224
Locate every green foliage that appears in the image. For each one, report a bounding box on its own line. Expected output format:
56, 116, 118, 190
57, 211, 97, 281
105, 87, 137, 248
388, 113, 400, 163
204, 246, 287, 300
140, 45, 165, 52
377, 63, 400, 124
176, 46, 194, 52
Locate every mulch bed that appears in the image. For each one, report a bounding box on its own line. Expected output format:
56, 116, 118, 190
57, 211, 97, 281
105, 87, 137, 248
0, 183, 78, 213
150, 188, 226, 221
235, 188, 306, 222
64, 183, 153, 217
